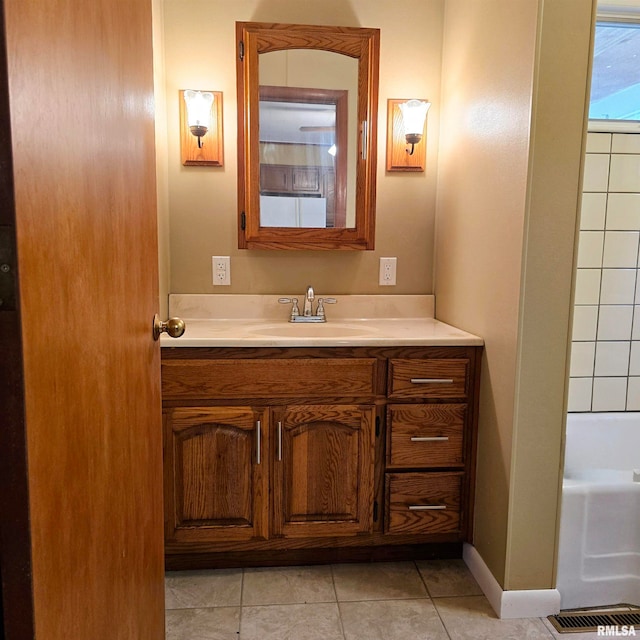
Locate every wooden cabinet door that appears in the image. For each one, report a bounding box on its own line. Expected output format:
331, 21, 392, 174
164, 407, 269, 543
272, 404, 375, 539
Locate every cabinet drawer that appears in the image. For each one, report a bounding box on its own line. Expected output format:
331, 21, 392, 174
388, 359, 468, 399
387, 404, 465, 468
385, 472, 462, 534
162, 358, 377, 400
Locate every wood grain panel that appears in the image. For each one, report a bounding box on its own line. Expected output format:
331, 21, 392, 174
387, 404, 466, 468
388, 358, 469, 399
273, 404, 375, 538
165, 407, 268, 543
4, 0, 165, 636
385, 472, 462, 535
162, 357, 377, 399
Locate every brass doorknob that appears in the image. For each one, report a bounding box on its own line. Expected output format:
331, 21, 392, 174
153, 314, 186, 341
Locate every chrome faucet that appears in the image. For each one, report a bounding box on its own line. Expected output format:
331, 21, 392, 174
303, 285, 314, 316
278, 287, 337, 322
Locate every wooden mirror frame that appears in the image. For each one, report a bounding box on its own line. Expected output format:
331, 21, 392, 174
236, 22, 380, 250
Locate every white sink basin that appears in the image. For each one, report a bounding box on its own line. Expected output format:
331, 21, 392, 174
248, 322, 377, 338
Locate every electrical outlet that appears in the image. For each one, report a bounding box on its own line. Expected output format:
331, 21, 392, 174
212, 256, 230, 286
379, 257, 397, 286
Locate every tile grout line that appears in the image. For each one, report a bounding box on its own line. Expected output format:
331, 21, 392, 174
330, 564, 349, 640
413, 560, 454, 640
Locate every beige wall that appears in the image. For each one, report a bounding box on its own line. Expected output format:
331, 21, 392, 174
435, 0, 594, 590
158, 0, 444, 296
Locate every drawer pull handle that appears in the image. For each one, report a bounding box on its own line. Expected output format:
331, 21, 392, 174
256, 420, 261, 465
410, 436, 449, 442
410, 378, 454, 384
408, 504, 447, 511
277, 421, 283, 461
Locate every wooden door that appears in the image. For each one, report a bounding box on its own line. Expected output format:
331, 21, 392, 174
164, 407, 269, 544
0, 0, 165, 638
272, 404, 376, 539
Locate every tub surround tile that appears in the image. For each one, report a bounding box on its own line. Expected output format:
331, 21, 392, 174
596, 305, 633, 341
612, 133, 640, 154
165, 606, 240, 640
583, 153, 610, 192
416, 558, 484, 598
586, 132, 612, 154
628, 341, 640, 376
580, 193, 607, 230
633, 306, 640, 340
592, 377, 628, 412
568, 378, 593, 412
594, 341, 630, 377
602, 231, 640, 268
572, 306, 599, 341
242, 565, 336, 606
626, 376, 640, 410
332, 562, 428, 602
606, 193, 640, 230
240, 603, 344, 640
609, 154, 640, 192
569, 342, 596, 377
165, 569, 242, 610
339, 599, 449, 640
600, 269, 636, 304
574, 269, 602, 305
577, 231, 604, 268
594, 342, 630, 377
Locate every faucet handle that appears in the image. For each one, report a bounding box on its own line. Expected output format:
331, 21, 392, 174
278, 297, 300, 320
315, 297, 337, 319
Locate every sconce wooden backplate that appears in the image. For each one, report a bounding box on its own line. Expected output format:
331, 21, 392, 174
386, 99, 427, 172
179, 90, 224, 166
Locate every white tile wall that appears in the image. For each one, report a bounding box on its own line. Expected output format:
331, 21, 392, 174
609, 155, 640, 192
580, 193, 607, 229
582, 153, 610, 192
570, 133, 640, 412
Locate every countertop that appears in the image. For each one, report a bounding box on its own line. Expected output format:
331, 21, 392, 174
160, 294, 483, 348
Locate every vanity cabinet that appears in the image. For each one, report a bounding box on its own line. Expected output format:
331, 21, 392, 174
161, 345, 481, 569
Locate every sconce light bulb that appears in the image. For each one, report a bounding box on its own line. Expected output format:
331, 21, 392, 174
184, 90, 214, 147
400, 100, 431, 155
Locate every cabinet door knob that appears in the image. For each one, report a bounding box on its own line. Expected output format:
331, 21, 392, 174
153, 314, 186, 340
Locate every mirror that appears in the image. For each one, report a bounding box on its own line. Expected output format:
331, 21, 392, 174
236, 22, 380, 250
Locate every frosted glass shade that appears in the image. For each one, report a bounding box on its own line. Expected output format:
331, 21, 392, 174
183, 90, 214, 135
399, 100, 430, 136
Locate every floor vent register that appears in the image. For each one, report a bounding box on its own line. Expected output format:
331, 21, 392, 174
548, 604, 640, 634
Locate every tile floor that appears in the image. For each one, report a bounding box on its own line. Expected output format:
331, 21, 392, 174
165, 560, 602, 639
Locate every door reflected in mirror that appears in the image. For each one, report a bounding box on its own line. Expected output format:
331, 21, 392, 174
258, 49, 357, 230
237, 22, 379, 250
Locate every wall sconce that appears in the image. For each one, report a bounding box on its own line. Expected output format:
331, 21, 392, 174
386, 98, 431, 172
179, 89, 224, 166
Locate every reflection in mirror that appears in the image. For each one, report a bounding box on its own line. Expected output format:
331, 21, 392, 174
258, 49, 358, 230
236, 22, 380, 250
259, 86, 348, 228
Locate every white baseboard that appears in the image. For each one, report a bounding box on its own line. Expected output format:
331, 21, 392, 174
463, 543, 561, 619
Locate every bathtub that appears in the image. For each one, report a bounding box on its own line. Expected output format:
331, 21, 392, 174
556, 412, 640, 609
